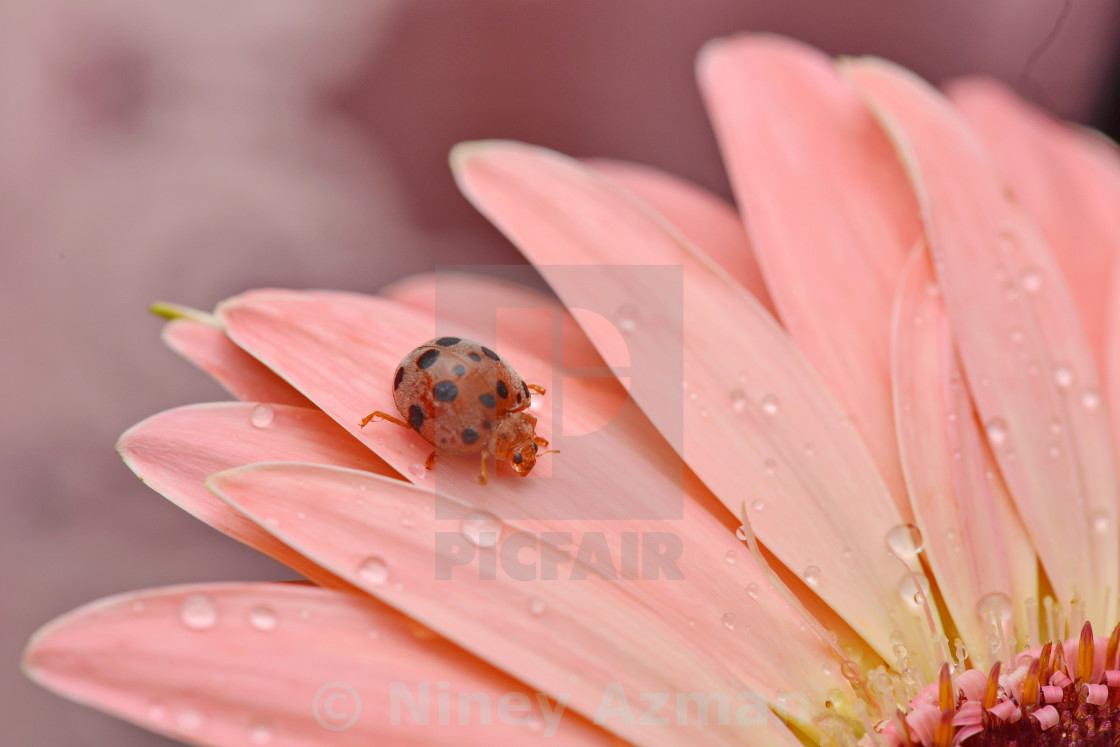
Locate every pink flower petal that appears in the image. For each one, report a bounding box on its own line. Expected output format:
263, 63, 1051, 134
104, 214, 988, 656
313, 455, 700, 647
586, 158, 776, 315
698, 35, 919, 514
24, 582, 615, 745
947, 78, 1120, 376
117, 402, 396, 588
892, 247, 1037, 659
211, 463, 812, 747
452, 139, 928, 663
846, 58, 1119, 621
163, 318, 315, 407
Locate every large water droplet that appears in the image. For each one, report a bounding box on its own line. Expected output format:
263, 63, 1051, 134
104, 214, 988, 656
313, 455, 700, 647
729, 389, 748, 414
760, 394, 780, 416
248, 605, 278, 632
1081, 388, 1102, 410
358, 556, 390, 586
180, 594, 218, 630
250, 404, 274, 428
896, 573, 930, 612
461, 511, 501, 548
803, 565, 822, 587
885, 524, 924, 559
735, 526, 748, 541
985, 418, 1008, 445
721, 612, 736, 630
408, 463, 427, 480
528, 597, 546, 616
976, 592, 1013, 625
1053, 366, 1074, 389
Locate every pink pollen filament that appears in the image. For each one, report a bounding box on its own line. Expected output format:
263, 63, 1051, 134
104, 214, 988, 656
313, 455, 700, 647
986, 700, 1021, 722
1040, 684, 1064, 703
1032, 704, 1060, 730
1082, 682, 1109, 706
1048, 670, 1072, 688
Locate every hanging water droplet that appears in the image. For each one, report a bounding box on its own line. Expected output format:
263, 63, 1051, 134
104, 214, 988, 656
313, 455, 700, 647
250, 404, 274, 428
358, 556, 390, 586
729, 389, 748, 414
180, 594, 218, 630
760, 394, 779, 416
1081, 387, 1102, 410
896, 573, 930, 612
461, 511, 501, 548
721, 612, 736, 630
1021, 269, 1042, 293
750, 499, 765, 512
248, 605, 278, 631
885, 523, 924, 558
976, 591, 1013, 625
985, 418, 1008, 445
746, 583, 760, 600
735, 526, 748, 541
724, 550, 736, 565
528, 597, 546, 616
1053, 366, 1074, 389
1091, 511, 1110, 534
408, 463, 427, 480
803, 565, 822, 587
616, 304, 638, 333
249, 723, 273, 744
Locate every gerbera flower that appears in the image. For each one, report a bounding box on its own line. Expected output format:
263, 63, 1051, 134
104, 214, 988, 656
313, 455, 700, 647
23, 33, 1120, 746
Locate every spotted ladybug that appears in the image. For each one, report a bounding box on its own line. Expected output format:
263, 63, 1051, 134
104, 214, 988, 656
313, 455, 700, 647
361, 337, 553, 484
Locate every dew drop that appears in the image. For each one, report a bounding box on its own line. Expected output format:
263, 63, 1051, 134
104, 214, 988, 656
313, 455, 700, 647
698, 408, 709, 418
1021, 269, 1042, 293
750, 499, 765, 512
760, 394, 780, 416
250, 404, 274, 428
896, 573, 930, 612
408, 463, 427, 480
976, 592, 1013, 625
724, 550, 736, 565
248, 605, 278, 632
885, 523, 923, 559
735, 526, 748, 541
722, 612, 736, 630
746, 583, 760, 600
1081, 388, 1102, 410
616, 304, 638, 333
461, 511, 501, 548
729, 389, 748, 414
528, 597, 546, 616
841, 547, 854, 560
821, 661, 835, 677
180, 594, 218, 630
249, 723, 273, 744
1091, 511, 1110, 534
358, 556, 390, 586
1047, 443, 1060, 458
803, 565, 822, 587
763, 458, 777, 475
985, 418, 1008, 445
1053, 366, 1074, 389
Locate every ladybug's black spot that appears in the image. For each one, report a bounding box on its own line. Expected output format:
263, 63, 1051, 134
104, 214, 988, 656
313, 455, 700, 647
461, 428, 479, 445
433, 381, 458, 402
497, 380, 509, 399
468, 353, 482, 361
483, 420, 492, 429
408, 405, 425, 431
441, 438, 448, 444
481, 346, 500, 361
417, 349, 440, 369
453, 365, 466, 376
393, 367, 405, 390
436, 337, 461, 347
479, 393, 496, 408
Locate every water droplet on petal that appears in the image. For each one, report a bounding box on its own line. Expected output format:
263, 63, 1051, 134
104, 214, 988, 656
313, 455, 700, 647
461, 511, 501, 548
1053, 366, 1074, 389
358, 556, 389, 586
1091, 511, 1110, 534
250, 404, 274, 428
735, 526, 748, 541
722, 612, 736, 630
750, 499, 765, 512
841, 547, 853, 560
249, 723, 273, 744
528, 597, 546, 616
985, 418, 1008, 445
177, 708, 204, 732
763, 458, 777, 475
803, 565, 822, 587
248, 605, 277, 631
897, 573, 930, 612
1021, 269, 1042, 293
1081, 388, 1102, 410
724, 550, 736, 565
616, 304, 638, 333
408, 463, 427, 479
760, 394, 779, 416
746, 583, 760, 600
976, 592, 1013, 625
180, 594, 218, 630
729, 389, 748, 414
885, 524, 923, 559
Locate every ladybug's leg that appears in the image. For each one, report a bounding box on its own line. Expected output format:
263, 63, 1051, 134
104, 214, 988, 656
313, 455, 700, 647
425, 450, 439, 470
527, 383, 546, 395
360, 410, 409, 429
534, 436, 550, 449
477, 452, 489, 485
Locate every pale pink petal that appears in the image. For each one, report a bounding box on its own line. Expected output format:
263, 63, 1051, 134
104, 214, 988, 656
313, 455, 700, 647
117, 402, 397, 588
948, 78, 1120, 376
163, 318, 314, 407
215, 288, 875, 723
452, 139, 930, 664
24, 582, 615, 745
698, 35, 919, 515
846, 59, 1119, 622
892, 247, 1037, 659
586, 158, 776, 314
211, 463, 812, 747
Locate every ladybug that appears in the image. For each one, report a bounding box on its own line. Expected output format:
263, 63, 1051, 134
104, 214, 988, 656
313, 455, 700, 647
361, 337, 554, 484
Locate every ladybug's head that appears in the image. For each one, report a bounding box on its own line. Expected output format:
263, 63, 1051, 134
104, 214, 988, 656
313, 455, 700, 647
487, 411, 553, 477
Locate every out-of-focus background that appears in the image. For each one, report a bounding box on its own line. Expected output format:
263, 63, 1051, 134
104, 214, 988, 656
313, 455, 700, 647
3, 1, 1118, 744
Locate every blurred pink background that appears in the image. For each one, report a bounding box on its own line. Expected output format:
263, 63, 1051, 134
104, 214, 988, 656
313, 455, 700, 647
3, 1, 1118, 744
